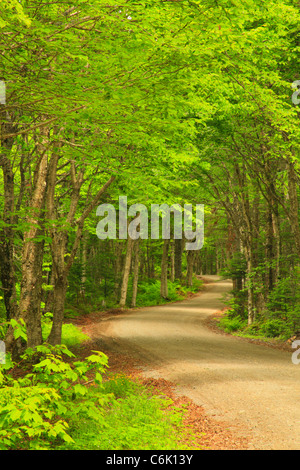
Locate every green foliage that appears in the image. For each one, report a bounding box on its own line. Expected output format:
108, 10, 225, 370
262, 268, 300, 338
103, 373, 139, 399
0, 318, 28, 344
219, 264, 300, 340
193, 276, 204, 291
223, 292, 247, 319
42, 318, 90, 348
127, 275, 201, 308
221, 252, 247, 281
0, 344, 109, 449
10, 318, 27, 342
0, 347, 195, 450
64, 374, 192, 450
0, 0, 31, 28
219, 315, 247, 333
258, 319, 288, 338
0, 315, 89, 349
0, 385, 72, 450
131, 279, 181, 307
2, 0, 300, 450
220, 267, 300, 340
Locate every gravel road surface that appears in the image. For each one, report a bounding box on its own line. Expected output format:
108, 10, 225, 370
95, 276, 300, 450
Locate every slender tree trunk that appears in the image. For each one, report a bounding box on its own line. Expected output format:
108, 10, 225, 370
244, 242, 255, 325
160, 239, 170, 299
47, 271, 68, 346
146, 241, 155, 278
114, 240, 124, 299
119, 237, 134, 308
271, 202, 280, 285
265, 205, 274, 295
22, 234, 45, 348
196, 252, 202, 275
215, 247, 219, 274
235, 163, 257, 324
146, 241, 151, 278
174, 238, 182, 281
80, 231, 88, 299
170, 240, 175, 282
186, 249, 195, 287
139, 250, 145, 280
44, 267, 55, 315
0, 238, 17, 321
131, 239, 140, 308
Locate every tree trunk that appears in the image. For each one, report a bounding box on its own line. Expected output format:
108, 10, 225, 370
271, 202, 280, 285
174, 238, 182, 281
47, 273, 68, 345
46, 160, 115, 344
146, 241, 155, 278
44, 267, 55, 315
114, 240, 124, 299
0, 240, 17, 321
119, 237, 134, 307
160, 239, 169, 298
244, 242, 255, 325
170, 240, 175, 282
0, 116, 18, 322
131, 239, 140, 308
265, 205, 274, 295
186, 249, 195, 287
80, 231, 88, 299
21, 233, 45, 348
17, 138, 49, 349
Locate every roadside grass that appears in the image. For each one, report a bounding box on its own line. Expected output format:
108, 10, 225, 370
62, 373, 196, 450
217, 313, 293, 344
42, 321, 90, 348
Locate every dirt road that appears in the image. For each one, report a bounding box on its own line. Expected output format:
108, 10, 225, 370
95, 276, 300, 450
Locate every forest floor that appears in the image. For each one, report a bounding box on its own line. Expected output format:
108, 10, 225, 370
72, 276, 300, 450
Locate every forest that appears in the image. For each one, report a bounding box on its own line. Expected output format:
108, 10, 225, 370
0, 0, 300, 451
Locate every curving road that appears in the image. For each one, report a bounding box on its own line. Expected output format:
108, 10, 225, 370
98, 276, 300, 450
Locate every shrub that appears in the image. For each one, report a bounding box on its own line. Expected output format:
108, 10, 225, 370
68, 374, 190, 450
0, 384, 72, 450
258, 319, 289, 338
0, 346, 194, 450
132, 279, 183, 307
0, 344, 110, 449
264, 267, 300, 338
219, 315, 247, 333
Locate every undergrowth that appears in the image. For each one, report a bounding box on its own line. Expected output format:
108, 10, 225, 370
0, 344, 198, 450
64, 275, 203, 315
65, 373, 194, 450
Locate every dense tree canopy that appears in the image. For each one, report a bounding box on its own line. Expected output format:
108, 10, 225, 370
1, 0, 300, 357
